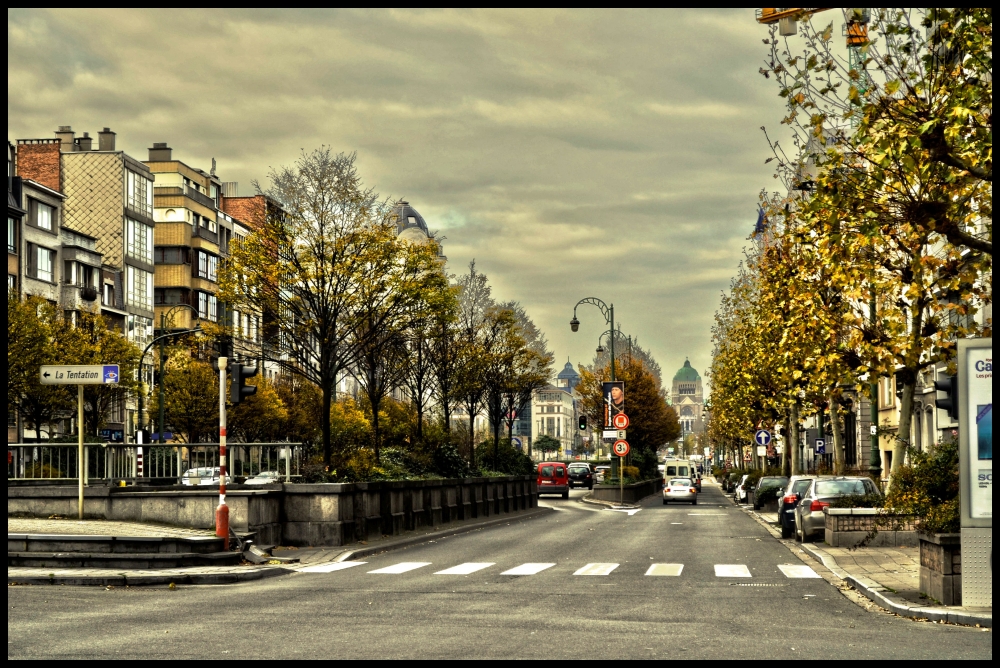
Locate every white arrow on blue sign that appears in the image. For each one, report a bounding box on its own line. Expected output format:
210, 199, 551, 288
754, 429, 772, 447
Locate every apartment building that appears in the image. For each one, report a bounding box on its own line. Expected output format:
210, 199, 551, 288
531, 384, 581, 460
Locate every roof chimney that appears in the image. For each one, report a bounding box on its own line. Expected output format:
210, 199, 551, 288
148, 142, 172, 162
98, 127, 116, 152
221, 182, 239, 197
55, 126, 75, 152
77, 132, 93, 151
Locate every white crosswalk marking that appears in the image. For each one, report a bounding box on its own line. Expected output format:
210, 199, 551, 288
298, 561, 367, 573
574, 563, 619, 576
368, 562, 432, 574
501, 563, 556, 576
715, 564, 752, 578
434, 563, 495, 575
778, 564, 821, 579
645, 563, 684, 576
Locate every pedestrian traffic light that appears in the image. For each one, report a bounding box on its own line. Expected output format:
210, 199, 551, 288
578, 415, 587, 431
933, 373, 959, 420
230, 362, 258, 405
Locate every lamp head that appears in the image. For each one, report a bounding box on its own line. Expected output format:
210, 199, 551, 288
570, 316, 580, 332
596, 344, 605, 354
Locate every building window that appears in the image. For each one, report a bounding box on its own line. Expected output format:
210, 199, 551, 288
126, 170, 153, 217
32, 200, 55, 231
27, 244, 56, 282
195, 250, 218, 281
197, 291, 218, 322
7, 216, 16, 254
103, 283, 116, 308
126, 314, 154, 346
126, 218, 153, 263
126, 265, 153, 310
154, 247, 188, 264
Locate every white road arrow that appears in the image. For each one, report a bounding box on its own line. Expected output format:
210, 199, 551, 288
606, 507, 641, 516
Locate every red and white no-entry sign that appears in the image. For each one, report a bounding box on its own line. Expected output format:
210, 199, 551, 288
612, 413, 629, 430
612, 440, 630, 457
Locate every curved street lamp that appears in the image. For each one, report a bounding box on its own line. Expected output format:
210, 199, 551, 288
570, 297, 616, 381
137, 304, 202, 443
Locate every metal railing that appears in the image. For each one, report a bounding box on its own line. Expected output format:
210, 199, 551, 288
8, 442, 304, 484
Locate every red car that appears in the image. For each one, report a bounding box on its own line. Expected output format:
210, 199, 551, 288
537, 462, 569, 499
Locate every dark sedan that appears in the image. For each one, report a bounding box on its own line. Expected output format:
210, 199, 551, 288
567, 463, 594, 489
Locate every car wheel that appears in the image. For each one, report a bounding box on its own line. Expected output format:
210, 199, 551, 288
691, 499, 697, 505
795, 523, 803, 542
780, 521, 792, 539
663, 499, 668, 505
562, 490, 569, 499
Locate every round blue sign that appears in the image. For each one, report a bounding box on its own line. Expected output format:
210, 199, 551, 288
754, 429, 772, 446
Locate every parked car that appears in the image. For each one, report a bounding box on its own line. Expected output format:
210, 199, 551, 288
663, 477, 698, 505
691, 469, 703, 492
594, 465, 611, 483
795, 476, 881, 542
181, 467, 220, 486
752, 475, 789, 510
778, 476, 813, 539
567, 463, 594, 489
537, 462, 570, 498
245, 471, 283, 485
733, 474, 750, 503
724, 471, 741, 493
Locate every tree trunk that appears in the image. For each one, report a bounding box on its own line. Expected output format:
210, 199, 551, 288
891, 376, 916, 482
468, 409, 476, 471
829, 391, 845, 475
790, 402, 800, 475
371, 396, 381, 465
321, 382, 333, 468
781, 413, 791, 477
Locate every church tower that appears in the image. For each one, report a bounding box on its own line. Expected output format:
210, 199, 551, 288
671, 358, 705, 435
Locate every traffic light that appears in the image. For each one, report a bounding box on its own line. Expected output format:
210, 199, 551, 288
230, 362, 258, 405
934, 373, 959, 420
578, 415, 588, 431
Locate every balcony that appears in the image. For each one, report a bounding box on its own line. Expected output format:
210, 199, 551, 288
154, 184, 217, 211
80, 286, 98, 301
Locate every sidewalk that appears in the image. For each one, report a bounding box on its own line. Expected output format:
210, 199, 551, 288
8, 517, 215, 538
738, 503, 992, 627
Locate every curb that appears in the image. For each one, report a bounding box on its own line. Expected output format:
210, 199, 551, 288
334, 507, 552, 562
802, 544, 992, 628
579, 495, 637, 509
8, 566, 291, 587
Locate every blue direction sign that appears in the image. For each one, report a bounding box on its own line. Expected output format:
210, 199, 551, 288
754, 429, 772, 447
815, 439, 826, 455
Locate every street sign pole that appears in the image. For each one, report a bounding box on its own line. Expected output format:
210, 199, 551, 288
216, 357, 230, 550
77, 385, 84, 520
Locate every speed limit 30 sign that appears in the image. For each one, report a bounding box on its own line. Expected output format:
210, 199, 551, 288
612, 440, 630, 457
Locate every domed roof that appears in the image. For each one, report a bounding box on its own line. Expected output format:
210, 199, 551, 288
673, 358, 700, 382
557, 360, 579, 379
392, 200, 430, 238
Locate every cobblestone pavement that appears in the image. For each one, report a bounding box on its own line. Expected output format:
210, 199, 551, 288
817, 545, 920, 602
8, 517, 214, 538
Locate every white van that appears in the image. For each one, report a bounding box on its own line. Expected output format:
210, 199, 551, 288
662, 459, 692, 480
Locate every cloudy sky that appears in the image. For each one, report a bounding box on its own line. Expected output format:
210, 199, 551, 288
8, 8, 791, 389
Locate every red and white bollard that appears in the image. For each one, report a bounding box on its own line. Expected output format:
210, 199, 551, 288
216, 357, 229, 550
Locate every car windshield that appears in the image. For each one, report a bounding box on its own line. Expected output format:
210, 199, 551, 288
569, 466, 588, 471
816, 480, 868, 496
792, 479, 812, 494
760, 477, 788, 488
540, 466, 554, 477
670, 478, 692, 486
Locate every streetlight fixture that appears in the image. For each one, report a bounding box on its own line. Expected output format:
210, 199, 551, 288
136, 304, 201, 444
570, 297, 615, 382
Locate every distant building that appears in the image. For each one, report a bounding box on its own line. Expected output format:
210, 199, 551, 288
671, 358, 705, 436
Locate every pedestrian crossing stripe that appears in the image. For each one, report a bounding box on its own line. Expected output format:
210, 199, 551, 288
715, 564, 752, 577
574, 563, 619, 576
777, 564, 820, 579
434, 562, 494, 575
500, 563, 555, 576
646, 563, 683, 576
368, 562, 432, 574
298, 561, 367, 573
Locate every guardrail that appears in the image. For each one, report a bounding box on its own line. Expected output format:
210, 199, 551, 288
7, 442, 304, 484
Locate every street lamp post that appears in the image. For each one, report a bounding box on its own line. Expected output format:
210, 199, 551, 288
136, 305, 201, 443
156, 305, 200, 443
570, 298, 616, 381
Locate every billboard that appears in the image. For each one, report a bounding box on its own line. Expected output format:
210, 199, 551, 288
965, 346, 992, 520
602, 381, 625, 429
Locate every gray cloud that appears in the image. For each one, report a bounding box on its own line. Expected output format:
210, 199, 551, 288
8, 8, 791, 390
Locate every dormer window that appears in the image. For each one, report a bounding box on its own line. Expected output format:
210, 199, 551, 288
407, 216, 417, 225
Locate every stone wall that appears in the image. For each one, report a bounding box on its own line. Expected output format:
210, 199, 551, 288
592, 478, 662, 505
824, 508, 918, 547
919, 533, 962, 605
8, 476, 537, 547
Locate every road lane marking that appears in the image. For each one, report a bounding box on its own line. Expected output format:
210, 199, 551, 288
574, 563, 619, 576
670, 522, 683, 525
688, 513, 727, 516
368, 562, 432, 574
606, 508, 642, 515
645, 563, 683, 576
501, 563, 556, 576
778, 564, 821, 579
715, 564, 752, 578
299, 561, 366, 573
434, 563, 495, 575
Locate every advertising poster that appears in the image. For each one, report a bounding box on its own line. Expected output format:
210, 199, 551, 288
602, 381, 625, 429
967, 348, 992, 519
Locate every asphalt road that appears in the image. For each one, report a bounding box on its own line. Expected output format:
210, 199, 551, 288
7, 484, 992, 659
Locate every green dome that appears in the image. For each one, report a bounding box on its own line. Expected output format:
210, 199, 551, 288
673, 358, 700, 382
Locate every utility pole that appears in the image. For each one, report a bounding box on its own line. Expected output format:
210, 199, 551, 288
216, 356, 229, 550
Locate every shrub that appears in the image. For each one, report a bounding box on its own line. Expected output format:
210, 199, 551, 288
885, 439, 960, 534
474, 440, 533, 476
432, 439, 469, 479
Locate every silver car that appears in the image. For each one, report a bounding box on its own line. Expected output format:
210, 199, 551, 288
663, 477, 698, 505
244, 471, 284, 485
794, 476, 881, 542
